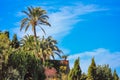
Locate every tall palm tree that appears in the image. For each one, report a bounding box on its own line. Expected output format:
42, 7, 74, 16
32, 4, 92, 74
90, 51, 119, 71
20, 6, 51, 45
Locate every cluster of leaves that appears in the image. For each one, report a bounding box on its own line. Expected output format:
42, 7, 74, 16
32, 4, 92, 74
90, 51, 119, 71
0, 5, 120, 80
8, 50, 45, 80
60, 66, 67, 73
20, 6, 51, 46
87, 58, 96, 80
68, 57, 120, 80
10, 34, 19, 49
20, 35, 62, 62
0, 31, 10, 53
0, 31, 62, 80
68, 57, 81, 80
1, 50, 45, 80
0, 6, 62, 80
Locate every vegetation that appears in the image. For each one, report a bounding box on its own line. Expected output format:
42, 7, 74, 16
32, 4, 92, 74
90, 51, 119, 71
20, 6, 51, 45
0, 6, 119, 80
113, 70, 119, 80
10, 34, 19, 48
8, 50, 45, 80
96, 64, 113, 80
68, 57, 81, 80
87, 58, 96, 80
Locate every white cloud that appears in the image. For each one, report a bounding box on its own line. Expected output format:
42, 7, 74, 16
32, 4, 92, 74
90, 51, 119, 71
68, 48, 120, 74
13, 3, 107, 40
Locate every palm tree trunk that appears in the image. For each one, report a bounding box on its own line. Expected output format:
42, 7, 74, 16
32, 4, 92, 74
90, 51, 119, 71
33, 26, 39, 58
33, 26, 37, 45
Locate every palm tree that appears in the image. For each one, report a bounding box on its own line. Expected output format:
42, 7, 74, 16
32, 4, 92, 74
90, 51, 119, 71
21, 35, 62, 62
36, 36, 62, 63
20, 6, 51, 45
21, 35, 36, 51
40, 36, 62, 60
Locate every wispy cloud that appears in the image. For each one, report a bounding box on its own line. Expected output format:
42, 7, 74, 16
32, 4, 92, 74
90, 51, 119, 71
68, 48, 120, 73
16, 12, 25, 17
13, 3, 107, 40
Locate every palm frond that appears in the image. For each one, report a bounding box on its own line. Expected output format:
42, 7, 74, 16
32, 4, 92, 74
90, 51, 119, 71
40, 15, 49, 21
20, 18, 29, 31
38, 25, 46, 35
54, 52, 62, 58
39, 18, 51, 26
41, 15, 49, 18
22, 11, 31, 17
25, 22, 30, 32
27, 7, 33, 16
39, 9, 46, 15
51, 54, 55, 60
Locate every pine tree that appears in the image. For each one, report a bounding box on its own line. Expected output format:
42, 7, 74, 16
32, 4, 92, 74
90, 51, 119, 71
80, 73, 87, 80
68, 57, 81, 80
87, 57, 96, 80
4, 31, 9, 38
11, 34, 19, 48
113, 69, 119, 80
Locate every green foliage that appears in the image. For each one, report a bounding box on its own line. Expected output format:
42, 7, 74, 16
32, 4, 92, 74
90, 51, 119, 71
0, 32, 10, 51
68, 57, 81, 80
96, 64, 113, 80
87, 57, 96, 80
0, 33, 48, 80
0, 5, 120, 80
21, 35, 62, 62
21, 35, 36, 51
4, 31, 9, 38
44, 60, 54, 68
113, 69, 119, 80
61, 73, 68, 80
80, 73, 87, 80
20, 6, 51, 45
8, 49, 45, 80
0, 32, 12, 80
39, 36, 62, 61
10, 34, 19, 48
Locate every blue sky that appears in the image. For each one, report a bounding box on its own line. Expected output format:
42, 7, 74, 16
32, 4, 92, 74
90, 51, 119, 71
0, 0, 120, 75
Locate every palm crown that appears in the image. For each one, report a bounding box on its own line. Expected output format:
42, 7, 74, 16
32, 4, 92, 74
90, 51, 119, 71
20, 6, 51, 43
